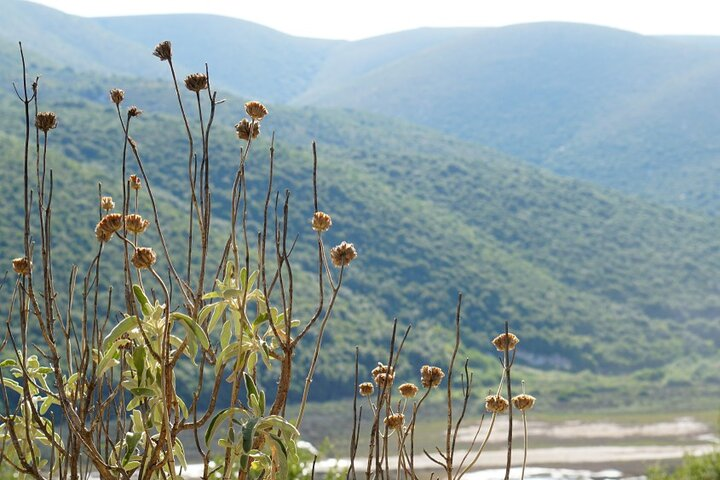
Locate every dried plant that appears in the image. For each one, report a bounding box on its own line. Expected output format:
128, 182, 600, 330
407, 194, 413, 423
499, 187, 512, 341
0, 41, 358, 480
347, 297, 537, 480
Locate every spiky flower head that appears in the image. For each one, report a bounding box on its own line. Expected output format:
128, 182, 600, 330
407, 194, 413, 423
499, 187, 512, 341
101, 196, 115, 211
384, 413, 405, 431
512, 394, 536, 411
184, 73, 208, 92
485, 394, 510, 414
359, 382, 374, 397
95, 213, 123, 242
128, 106, 143, 118
132, 247, 157, 269
153, 41, 172, 61
129, 174, 142, 191
330, 241, 357, 267
312, 211, 332, 232
12, 257, 31, 276
109, 88, 125, 105
420, 365, 445, 388
235, 118, 260, 141
398, 383, 419, 399
125, 214, 150, 234
35, 112, 57, 132
492, 332, 519, 352
245, 101, 268, 121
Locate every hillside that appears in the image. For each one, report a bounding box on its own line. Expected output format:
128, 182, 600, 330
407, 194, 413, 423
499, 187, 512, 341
0, 40, 719, 410
8, 2, 720, 211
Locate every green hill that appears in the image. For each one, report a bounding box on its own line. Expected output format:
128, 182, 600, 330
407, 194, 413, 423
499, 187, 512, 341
7, 2, 720, 211
0, 40, 719, 410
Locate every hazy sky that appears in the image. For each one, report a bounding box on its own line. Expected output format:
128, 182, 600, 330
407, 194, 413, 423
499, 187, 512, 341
27, 0, 720, 40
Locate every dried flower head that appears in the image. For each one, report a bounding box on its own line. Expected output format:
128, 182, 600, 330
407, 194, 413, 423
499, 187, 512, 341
109, 88, 125, 106
100, 197, 115, 210
101, 196, 115, 211
372, 363, 394, 378
384, 413, 405, 431
153, 41, 172, 61
235, 118, 260, 141
125, 214, 150, 234
420, 365, 445, 388
358, 382, 374, 397
12, 257, 31, 276
492, 332, 519, 352
95, 213, 123, 242
184, 73, 208, 92
330, 241, 357, 267
128, 106, 143, 118
398, 383, 419, 399
374, 372, 394, 389
512, 393, 536, 411
245, 101, 268, 121
132, 247, 157, 269
35, 112, 57, 132
129, 174, 142, 191
312, 211, 332, 232
485, 394, 510, 414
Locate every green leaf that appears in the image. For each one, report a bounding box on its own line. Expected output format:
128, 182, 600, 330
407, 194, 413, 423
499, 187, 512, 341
208, 302, 227, 334
133, 285, 151, 316
123, 432, 143, 465
130, 387, 155, 397
220, 320, 232, 350
204, 407, 243, 446
132, 347, 146, 384
243, 372, 258, 406
172, 312, 210, 350
102, 315, 139, 350
0, 359, 17, 367
242, 418, 258, 454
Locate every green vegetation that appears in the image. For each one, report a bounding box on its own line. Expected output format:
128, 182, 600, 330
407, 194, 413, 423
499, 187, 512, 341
648, 451, 720, 480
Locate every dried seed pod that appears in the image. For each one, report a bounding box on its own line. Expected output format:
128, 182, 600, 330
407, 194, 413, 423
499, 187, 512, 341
512, 393, 536, 411
311, 211, 332, 232
374, 372, 394, 389
132, 247, 157, 269
12, 257, 31, 276
153, 40, 172, 61
109, 88, 125, 105
358, 382, 374, 397
235, 118, 260, 141
101, 196, 115, 211
35, 112, 57, 132
420, 365, 445, 388
485, 394, 510, 414
129, 174, 142, 191
372, 363, 394, 377
95, 213, 123, 242
398, 383, 419, 398
384, 413, 405, 430
492, 332, 519, 352
184, 73, 208, 92
125, 214, 150, 234
330, 241, 357, 267
245, 101, 268, 121
128, 106, 143, 118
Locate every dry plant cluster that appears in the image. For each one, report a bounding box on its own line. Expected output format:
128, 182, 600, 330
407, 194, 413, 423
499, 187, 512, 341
0, 41, 535, 480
